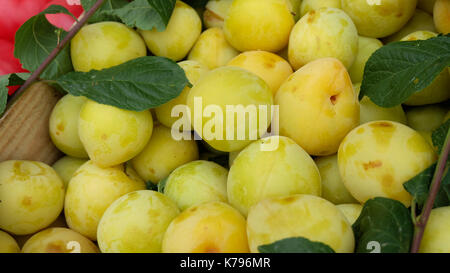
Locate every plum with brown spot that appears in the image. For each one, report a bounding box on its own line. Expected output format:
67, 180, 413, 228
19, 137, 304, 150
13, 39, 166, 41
338, 121, 436, 207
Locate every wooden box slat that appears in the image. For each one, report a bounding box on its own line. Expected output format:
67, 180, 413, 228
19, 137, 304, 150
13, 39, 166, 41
0, 82, 62, 165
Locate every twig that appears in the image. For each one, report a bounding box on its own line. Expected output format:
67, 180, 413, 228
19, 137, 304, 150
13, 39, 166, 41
410, 128, 450, 253
9, 0, 106, 102
410, 199, 417, 225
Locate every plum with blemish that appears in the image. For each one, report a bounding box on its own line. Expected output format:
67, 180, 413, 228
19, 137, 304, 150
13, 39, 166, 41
64, 161, 145, 240
284, 0, 303, 21
0, 160, 65, 235
247, 194, 355, 253
98, 190, 180, 253
188, 27, 239, 69
341, 0, 418, 38
401, 30, 437, 41
227, 50, 293, 96
78, 99, 154, 168
49, 94, 88, 158
338, 121, 436, 207
275, 58, 359, 156
162, 202, 249, 253
22, 227, 99, 253
71, 21, 146, 72
400, 31, 450, 106
288, 8, 359, 70
299, 0, 341, 17
13, 213, 68, 249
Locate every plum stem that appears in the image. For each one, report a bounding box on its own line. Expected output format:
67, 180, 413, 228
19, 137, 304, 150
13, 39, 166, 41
410, 128, 450, 253
410, 199, 417, 225
10, 0, 105, 101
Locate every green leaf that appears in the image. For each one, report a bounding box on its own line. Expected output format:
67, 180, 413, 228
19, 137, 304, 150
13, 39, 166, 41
0, 73, 31, 116
80, 0, 96, 9
158, 176, 169, 193
433, 120, 450, 154
0, 73, 30, 88
114, 0, 176, 31
81, 0, 129, 23
14, 6, 73, 80
55, 56, 189, 111
82, 0, 176, 30
80, 0, 96, 8
352, 197, 414, 253
0, 77, 8, 115
44, 4, 77, 20
404, 122, 450, 209
404, 163, 450, 209
404, 163, 437, 208
258, 237, 335, 253
80, 0, 97, 10
435, 166, 450, 208
8, 73, 31, 86
359, 34, 450, 107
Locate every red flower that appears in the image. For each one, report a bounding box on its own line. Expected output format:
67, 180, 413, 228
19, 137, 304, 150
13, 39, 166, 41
0, 0, 83, 95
